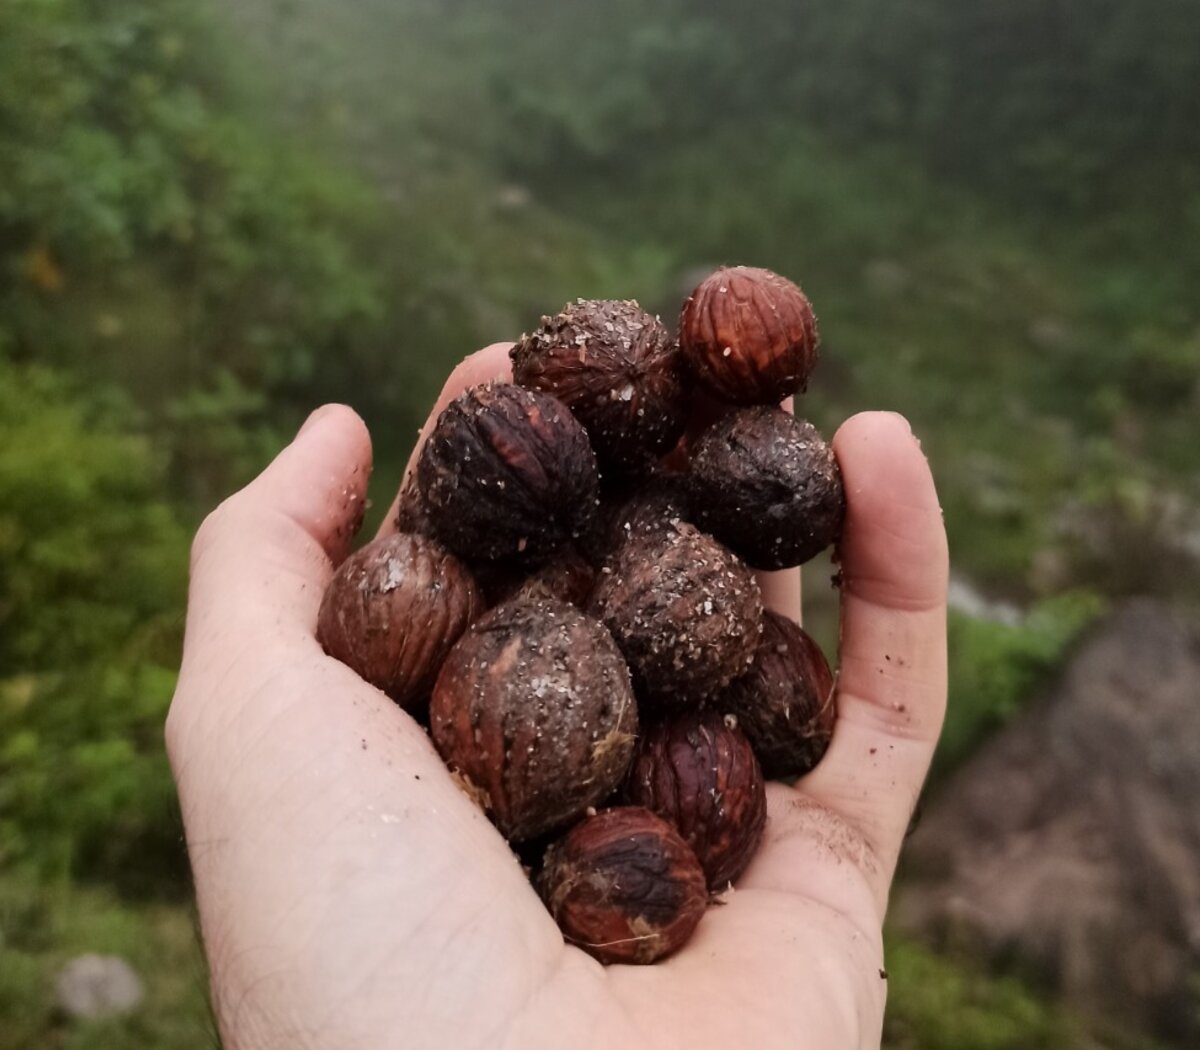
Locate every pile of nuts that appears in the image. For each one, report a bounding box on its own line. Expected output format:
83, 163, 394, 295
318, 266, 842, 964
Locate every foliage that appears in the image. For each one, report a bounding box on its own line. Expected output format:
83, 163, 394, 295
0, 360, 188, 886
936, 592, 1106, 781
0, 875, 213, 1050
883, 935, 1164, 1050
0, 0, 384, 502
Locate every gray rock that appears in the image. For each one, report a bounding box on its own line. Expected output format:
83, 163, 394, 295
55, 954, 144, 1020
896, 600, 1200, 1042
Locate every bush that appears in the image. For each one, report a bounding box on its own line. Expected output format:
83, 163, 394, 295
0, 361, 188, 887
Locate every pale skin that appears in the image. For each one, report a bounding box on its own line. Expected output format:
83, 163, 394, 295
167, 343, 949, 1050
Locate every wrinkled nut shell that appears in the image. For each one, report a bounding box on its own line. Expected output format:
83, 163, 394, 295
476, 545, 598, 609
680, 266, 818, 405
393, 471, 437, 539
590, 521, 763, 703
689, 407, 845, 569
317, 532, 483, 710
511, 300, 687, 473
717, 610, 836, 780
540, 806, 708, 964
583, 470, 693, 565
623, 711, 766, 889
430, 594, 638, 842
418, 383, 600, 561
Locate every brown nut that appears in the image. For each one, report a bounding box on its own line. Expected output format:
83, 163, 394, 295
393, 471, 436, 539
477, 545, 598, 609
582, 469, 692, 565
590, 521, 762, 703
623, 711, 766, 889
717, 610, 836, 780
511, 300, 687, 473
688, 407, 845, 569
539, 806, 708, 964
417, 383, 600, 562
680, 266, 819, 405
317, 532, 483, 710
429, 593, 638, 842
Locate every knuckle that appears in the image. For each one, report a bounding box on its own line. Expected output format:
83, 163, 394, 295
189, 495, 240, 575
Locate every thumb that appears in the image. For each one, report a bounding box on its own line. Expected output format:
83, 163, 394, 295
182, 404, 372, 666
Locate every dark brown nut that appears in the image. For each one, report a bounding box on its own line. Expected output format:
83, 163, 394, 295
393, 471, 436, 539
688, 407, 845, 569
511, 300, 687, 473
680, 266, 819, 405
481, 546, 598, 608
717, 610, 836, 780
429, 593, 638, 842
317, 533, 483, 710
417, 383, 600, 562
623, 711, 766, 889
539, 806, 708, 964
590, 521, 762, 703
583, 470, 692, 565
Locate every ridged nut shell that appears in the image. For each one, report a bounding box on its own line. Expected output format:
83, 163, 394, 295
430, 593, 638, 842
511, 300, 687, 473
680, 266, 818, 405
539, 806, 708, 964
623, 711, 766, 888
689, 407, 845, 569
317, 532, 483, 710
590, 521, 762, 703
717, 611, 836, 780
417, 383, 600, 561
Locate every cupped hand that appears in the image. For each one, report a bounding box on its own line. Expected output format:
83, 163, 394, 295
167, 345, 948, 1050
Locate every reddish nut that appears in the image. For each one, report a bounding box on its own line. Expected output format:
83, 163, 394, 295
688, 407, 845, 569
430, 593, 638, 842
317, 532, 483, 710
539, 806, 708, 964
680, 266, 819, 405
590, 521, 762, 704
511, 300, 687, 473
417, 383, 600, 561
717, 611, 836, 780
623, 711, 766, 889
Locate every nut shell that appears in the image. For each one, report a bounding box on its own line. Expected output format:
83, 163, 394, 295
689, 407, 845, 569
583, 470, 692, 565
539, 806, 708, 964
680, 266, 818, 405
717, 611, 836, 780
393, 471, 436, 539
511, 300, 687, 472
623, 711, 766, 888
478, 545, 598, 608
590, 521, 762, 703
317, 532, 483, 710
430, 593, 638, 842
417, 383, 600, 561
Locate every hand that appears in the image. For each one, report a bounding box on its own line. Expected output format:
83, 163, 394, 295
167, 344, 948, 1050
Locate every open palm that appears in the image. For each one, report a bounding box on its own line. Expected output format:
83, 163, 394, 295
167, 345, 948, 1050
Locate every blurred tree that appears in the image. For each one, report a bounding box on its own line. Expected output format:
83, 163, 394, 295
0, 360, 189, 889
0, 0, 385, 501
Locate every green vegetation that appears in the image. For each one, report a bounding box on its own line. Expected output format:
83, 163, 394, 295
2, 0, 1196, 1046
884, 935, 1165, 1050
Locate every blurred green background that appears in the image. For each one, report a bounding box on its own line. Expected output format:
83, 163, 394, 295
1, 0, 1197, 1046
